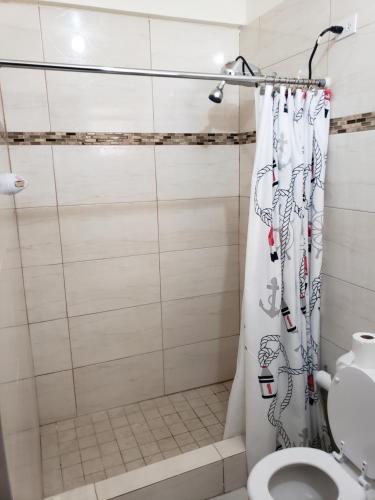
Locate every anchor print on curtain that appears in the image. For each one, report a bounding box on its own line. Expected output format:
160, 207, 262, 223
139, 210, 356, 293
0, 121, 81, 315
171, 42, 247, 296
224, 85, 331, 468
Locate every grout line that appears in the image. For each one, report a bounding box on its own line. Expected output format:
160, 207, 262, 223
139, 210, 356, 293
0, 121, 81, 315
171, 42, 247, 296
324, 204, 375, 215
322, 272, 375, 294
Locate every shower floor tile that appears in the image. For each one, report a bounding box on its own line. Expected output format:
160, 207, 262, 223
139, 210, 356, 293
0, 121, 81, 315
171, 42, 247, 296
41, 380, 232, 496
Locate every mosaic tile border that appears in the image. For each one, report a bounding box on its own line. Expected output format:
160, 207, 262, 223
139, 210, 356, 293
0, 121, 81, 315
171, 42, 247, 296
5, 131, 256, 146
4, 112, 375, 146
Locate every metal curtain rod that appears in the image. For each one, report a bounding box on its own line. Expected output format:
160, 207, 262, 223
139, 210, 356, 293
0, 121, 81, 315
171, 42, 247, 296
0, 59, 326, 88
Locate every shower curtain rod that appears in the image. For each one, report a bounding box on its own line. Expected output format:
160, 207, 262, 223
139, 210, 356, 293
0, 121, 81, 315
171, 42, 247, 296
0, 59, 326, 88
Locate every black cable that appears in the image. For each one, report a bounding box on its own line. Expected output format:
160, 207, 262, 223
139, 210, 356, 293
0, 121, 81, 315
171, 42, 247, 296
308, 25, 344, 79
235, 55, 255, 76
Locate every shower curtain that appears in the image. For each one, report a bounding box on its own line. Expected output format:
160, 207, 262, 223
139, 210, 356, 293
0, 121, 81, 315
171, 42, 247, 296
225, 85, 331, 468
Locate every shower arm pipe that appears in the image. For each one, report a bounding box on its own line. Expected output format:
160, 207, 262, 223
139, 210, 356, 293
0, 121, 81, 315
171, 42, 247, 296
0, 59, 326, 88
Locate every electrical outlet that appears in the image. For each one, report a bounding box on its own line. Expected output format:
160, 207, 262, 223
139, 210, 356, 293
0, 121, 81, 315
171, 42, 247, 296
335, 13, 358, 41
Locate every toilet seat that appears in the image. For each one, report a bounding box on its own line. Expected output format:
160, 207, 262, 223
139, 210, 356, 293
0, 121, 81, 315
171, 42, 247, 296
247, 447, 366, 500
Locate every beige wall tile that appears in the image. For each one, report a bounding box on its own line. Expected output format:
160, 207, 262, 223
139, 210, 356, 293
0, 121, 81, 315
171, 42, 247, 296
70, 303, 162, 367
239, 19, 259, 132
240, 144, 255, 198
323, 207, 375, 291
320, 338, 345, 374
59, 202, 158, 262
36, 370, 76, 424
23, 264, 67, 323
155, 145, 239, 200
150, 19, 239, 73
4, 428, 43, 500
326, 130, 375, 212
74, 351, 163, 414
9, 146, 57, 209
321, 274, 375, 352
30, 318, 72, 376
162, 291, 239, 348
44, 484, 96, 500
0, 325, 33, 383
160, 245, 239, 301
17, 207, 62, 266
0, 2, 43, 60
0, 267, 28, 328
0, 378, 39, 434
95, 444, 222, 499
150, 19, 239, 134
64, 254, 160, 317
158, 197, 238, 252
328, 23, 375, 118
257, 0, 330, 68
331, 0, 375, 29
164, 335, 238, 393
47, 72, 154, 132
239, 197, 249, 248
114, 462, 223, 500
223, 453, 247, 492
40, 6, 151, 67
53, 146, 156, 205
1, 69, 50, 132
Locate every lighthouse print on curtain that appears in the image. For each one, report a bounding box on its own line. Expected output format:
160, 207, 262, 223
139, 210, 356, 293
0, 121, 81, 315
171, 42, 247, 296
224, 85, 331, 468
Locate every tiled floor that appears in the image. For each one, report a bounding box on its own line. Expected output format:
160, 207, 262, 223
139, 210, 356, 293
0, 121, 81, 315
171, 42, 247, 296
41, 381, 232, 496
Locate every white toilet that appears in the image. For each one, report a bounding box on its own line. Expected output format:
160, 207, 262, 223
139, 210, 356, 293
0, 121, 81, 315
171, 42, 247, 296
247, 347, 375, 500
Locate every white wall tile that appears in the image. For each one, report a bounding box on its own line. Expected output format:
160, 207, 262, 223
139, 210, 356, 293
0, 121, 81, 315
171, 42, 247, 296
0, 3, 43, 60
160, 245, 239, 301
40, 6, 151, 67
59, 202, 158, 262
328, 23, 375, 118
323, 207, 375, 291
257, 0, 330, 68
155, 145, 239, 200
9, 146, 57, 208
64, 254, 160, 316
53, 146, 156, 205
0, 69, 50, 132
326, 130, 375, 212
0, 267, 28, 328
23, 264, 67, 323
164, 335, 238, 393
321, 274, 375, 352
74, 351, 163, 414
162, 291, 239, 348
69, 303, 162, 367
46, 72, 154, 132
0, 325, 34, 384
17, 207, 62, 266
153, 79, 239, 133
239, 197, 249, 248
158, 197, 238, 252
36, 370, 76, 424
30, 318, 72, 376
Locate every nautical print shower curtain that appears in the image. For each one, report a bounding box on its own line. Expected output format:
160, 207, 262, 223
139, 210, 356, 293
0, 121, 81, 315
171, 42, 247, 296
224, 85, 331, 468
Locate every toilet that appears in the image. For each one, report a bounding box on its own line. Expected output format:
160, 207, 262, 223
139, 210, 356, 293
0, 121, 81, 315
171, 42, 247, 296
247, 359, 375, 500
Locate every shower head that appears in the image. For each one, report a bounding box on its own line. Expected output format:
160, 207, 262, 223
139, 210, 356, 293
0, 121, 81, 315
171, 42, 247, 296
208, 80, 225, 103
208, 56, 262, 104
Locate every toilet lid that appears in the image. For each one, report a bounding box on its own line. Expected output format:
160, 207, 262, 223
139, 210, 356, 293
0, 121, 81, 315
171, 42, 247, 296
328, 365, 375, 478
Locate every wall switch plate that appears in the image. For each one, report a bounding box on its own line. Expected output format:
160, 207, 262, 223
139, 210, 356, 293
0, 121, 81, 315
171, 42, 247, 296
335, 13, 358, 41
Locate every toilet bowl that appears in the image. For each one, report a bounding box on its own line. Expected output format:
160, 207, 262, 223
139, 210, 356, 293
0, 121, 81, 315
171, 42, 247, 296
247, 362, 375, 500
247, 447, 366, 500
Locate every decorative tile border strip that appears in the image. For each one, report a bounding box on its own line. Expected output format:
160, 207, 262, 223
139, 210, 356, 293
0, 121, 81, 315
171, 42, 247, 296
330, 111, 375, 135
5, 131, 256, 146
4, 111, 375, 146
